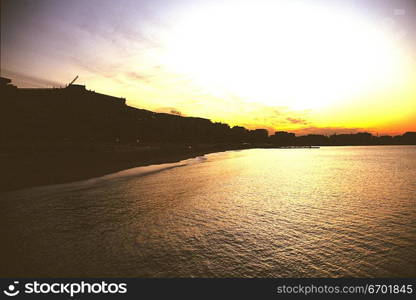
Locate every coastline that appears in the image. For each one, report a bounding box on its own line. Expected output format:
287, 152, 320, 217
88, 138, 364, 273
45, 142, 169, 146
2, 143, 413, 192
0, 143, 253, 192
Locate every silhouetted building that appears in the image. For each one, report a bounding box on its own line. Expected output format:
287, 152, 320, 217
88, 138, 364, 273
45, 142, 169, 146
249, 129, 269, 143
270, 131, 296, 145
1, 76, 414, 146
0, 76, 17, 90
0, 77, 246, 144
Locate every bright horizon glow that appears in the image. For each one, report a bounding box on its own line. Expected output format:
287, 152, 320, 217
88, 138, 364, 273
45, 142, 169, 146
163, 1, 411, 111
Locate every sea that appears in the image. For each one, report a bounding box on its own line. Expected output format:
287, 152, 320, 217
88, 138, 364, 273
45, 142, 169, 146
2, 146, 416, 277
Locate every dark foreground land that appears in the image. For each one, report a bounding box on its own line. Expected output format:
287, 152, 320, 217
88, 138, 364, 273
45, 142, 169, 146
0, 142, 257, 192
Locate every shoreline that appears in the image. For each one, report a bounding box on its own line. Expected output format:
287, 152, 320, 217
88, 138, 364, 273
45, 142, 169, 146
1, 143, 414, 193
0, 143, 253, 192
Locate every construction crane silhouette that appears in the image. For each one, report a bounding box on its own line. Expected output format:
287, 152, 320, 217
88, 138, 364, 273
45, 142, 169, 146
67, 75, 79, 87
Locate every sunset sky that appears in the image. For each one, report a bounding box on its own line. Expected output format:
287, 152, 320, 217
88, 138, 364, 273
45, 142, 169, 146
1, 0, 415, 135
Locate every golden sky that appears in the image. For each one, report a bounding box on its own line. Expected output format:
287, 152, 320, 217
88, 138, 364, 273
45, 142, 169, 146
1, 0, 415, 135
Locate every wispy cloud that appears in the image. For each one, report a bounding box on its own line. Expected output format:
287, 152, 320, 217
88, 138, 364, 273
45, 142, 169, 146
124, 71, 158, 84
0, 68, 63, 87
286, 117, 309, 125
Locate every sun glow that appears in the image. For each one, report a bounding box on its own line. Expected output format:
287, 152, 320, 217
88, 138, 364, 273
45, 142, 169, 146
2, 0, 415, 134
162, 0, 410, 111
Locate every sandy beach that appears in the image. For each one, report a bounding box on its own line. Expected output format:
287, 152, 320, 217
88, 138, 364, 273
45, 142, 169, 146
0, 142, 253, 192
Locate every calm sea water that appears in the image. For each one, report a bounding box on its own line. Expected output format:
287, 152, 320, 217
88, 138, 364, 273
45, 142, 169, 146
2, 146, 416, 277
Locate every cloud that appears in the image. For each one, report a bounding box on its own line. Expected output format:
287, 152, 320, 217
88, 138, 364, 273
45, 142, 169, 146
0, 68, 63, 87
125, 72, 152, 83
218, 102, 312, 134
286, 117, 309, 125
